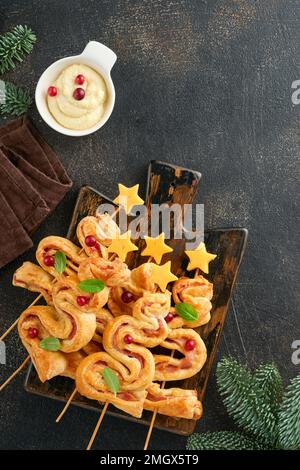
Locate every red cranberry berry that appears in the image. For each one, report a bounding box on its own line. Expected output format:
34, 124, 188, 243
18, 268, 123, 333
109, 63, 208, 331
121, 291, 135, 303
48, 86, 57, 96
124, 334, 133, 344
76, 296, 90, 306
164, 312, 174, 323
75, 74, 85, 85
185, 339, 195, 351
89, 242, 101, 253
43, 255, 54, 267
85, 235, 97, 247
28, 327, 39, 339
73, 87, 85, 100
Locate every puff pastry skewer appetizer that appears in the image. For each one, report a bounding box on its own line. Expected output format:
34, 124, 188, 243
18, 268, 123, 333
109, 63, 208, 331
143, 245, 216, 449
13, 261, 54, 305
0, 222, 117, 342
16, 271, 113, 382
2, 202, 216, 453
36, 236, 87, 277
76, 213, 119, 258
144, 383, 202, 420
172, 275, 213, 327
76, 292, 172, 412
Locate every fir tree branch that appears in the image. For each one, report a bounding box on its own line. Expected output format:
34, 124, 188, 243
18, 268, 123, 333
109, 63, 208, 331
187, 431, 268, 450
278, 375, 300, 450
186, 357, 300, 451
216, 357, 279, 446
0, 81, 32, 116
0, 25, 36, 75
253, 363, 283, 407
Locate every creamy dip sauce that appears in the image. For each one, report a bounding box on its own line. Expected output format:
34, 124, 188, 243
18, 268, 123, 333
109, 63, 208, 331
47, 64, 107, 130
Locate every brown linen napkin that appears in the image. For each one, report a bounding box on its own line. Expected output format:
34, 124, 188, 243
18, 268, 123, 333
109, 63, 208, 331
0, 116, 73, 268
0, 190, 33, 268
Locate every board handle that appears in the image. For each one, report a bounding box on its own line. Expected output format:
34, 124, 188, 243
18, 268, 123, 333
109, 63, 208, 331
129, 160, 202, 270
146, 160, 201, 206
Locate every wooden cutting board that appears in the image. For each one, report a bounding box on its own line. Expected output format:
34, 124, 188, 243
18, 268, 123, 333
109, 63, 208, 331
24, 160, 248, 436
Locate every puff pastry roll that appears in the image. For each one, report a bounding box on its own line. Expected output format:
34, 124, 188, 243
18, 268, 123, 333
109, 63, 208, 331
82, 307, 113, 356
13, 261, 54, 305
75, 352, 147, 417
107, 286, 136, 317
36, 236, 87, 277
172, 276, 213, 327
53, 276, 109, 313
107, 264, 159, 316
18, 307, 69, 382
76, 213, 120, 258
78, 257, 131, 287
121, 263, 157, 296
61, 350, 87, 380
101, 292, 171, 391
77, 291, 172, 404
144, 383, 202, 420
154, 328, 207, 381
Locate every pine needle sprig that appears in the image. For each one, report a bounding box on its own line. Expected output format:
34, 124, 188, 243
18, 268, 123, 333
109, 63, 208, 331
0, 81, 32, 116
278, 374, 300, 449
217, 358, 279, 446
187, 357, 300, 451
0, 25, 36, 75
187, 431, 269, 450
254, 363, 283, 408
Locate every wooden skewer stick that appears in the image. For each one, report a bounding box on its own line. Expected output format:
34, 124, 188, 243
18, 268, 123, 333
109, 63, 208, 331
55, 388, 78, 423
0, 355, 30, 392
143, 254, 171, 449
144, 350, 175, 450
0, 317, 20, 342
84, 254, 153, 447
83, 255, 152, 446
144, 408, 158, 450
0, 293, 42, 342
145, 266, 201, 448
86, 401, 110, 451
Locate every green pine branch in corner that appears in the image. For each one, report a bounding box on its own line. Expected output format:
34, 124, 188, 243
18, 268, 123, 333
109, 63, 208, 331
187, 431, 267, 450
278, 374, 300, 449
187, 357, 300, 450
0, 25, 36, 74
0, 81, 32, 116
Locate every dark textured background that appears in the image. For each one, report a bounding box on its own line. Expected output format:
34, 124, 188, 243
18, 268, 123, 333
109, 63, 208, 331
0, 0, 299, 450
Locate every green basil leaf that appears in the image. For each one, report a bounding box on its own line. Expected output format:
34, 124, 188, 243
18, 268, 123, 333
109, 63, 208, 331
175, 302, 198, 322
102, 367, 120, 395
78, 279, 105, 293
54, 251, 67, 273
39, 337, 61, 351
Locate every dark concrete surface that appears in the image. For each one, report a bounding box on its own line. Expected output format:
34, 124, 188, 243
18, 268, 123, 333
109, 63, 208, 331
0, 0, 299, 450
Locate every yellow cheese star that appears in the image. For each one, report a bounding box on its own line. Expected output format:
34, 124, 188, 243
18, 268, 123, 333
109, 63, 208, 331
185, 242, 217, 274
113, 184, 144, 215
149, 261, 178, 292
107, 230, 138, 262
141, 233, 173, 264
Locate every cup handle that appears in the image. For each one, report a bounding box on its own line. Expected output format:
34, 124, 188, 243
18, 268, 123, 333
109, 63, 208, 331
81, 41, 117, 73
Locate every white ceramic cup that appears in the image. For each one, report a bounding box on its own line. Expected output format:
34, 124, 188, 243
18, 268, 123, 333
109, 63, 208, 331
35, 41, 117, 137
